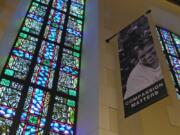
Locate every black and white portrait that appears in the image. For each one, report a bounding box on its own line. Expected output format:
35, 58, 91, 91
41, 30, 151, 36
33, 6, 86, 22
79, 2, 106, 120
118, 15, 167, 117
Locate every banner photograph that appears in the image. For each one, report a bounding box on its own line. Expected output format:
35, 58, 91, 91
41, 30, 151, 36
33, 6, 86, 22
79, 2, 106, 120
118, 15, 168, 117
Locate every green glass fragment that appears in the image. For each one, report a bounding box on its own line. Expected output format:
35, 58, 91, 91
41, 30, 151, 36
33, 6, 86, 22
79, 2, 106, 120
19, 33, 27, 38
4, 69, 14, 76
22, 27, 30, 32
0, 79, 10, 87
73, 52, 80, 57
69, 90, 77, 97
67, 100, 75, 107
29, 116, 38, 124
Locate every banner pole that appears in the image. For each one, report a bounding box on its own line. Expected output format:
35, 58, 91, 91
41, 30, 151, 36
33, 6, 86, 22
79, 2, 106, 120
105, 9, 152, 43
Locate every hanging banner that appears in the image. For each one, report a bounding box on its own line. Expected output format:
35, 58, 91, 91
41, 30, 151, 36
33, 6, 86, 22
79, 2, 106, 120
118, 15, 168, 117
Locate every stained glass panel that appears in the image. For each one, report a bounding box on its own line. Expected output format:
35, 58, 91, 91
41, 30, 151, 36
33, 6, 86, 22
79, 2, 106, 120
58, 70, 78, 91
35, 0, 50, 5
58, 47, 79, 95
37, 41, 59, 69
67, 17, 83, 37
159, 29, 178, 56
23, 18, 43, 35
0, 117, 12, 134
17, 87, 50, 134
58, 86, 77, 97
71, 0, 84, 5
44, 25, 62, 43
48, 9, 65, 29
52, 0, 68, 12
0, 79, 23, 133
15, 33, 38, 54
58, 49, 79, 91
29, 2, 47, 17
50, 96, 76, 134
31, 64, 55, 88
70, 1, 84, 19
61, 49, 80, 69
12, 49, 33, 60
65, 31, 82, 51
5, 56, 31, 80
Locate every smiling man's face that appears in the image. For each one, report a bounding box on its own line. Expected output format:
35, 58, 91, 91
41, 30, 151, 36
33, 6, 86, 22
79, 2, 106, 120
137, 43, 159, 69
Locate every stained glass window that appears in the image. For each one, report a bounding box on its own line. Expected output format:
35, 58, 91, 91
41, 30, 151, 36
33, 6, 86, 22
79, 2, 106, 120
156, 26, 180, 99
0, 0, 85, 134
44, 25, 63, 43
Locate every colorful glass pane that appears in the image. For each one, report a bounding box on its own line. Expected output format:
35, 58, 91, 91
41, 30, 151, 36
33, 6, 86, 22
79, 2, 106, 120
52, 0, 68, 12
35, 0, 50, 5
159, 29, 178, 56
61, 49, 80, 69
23, 18, 43, 35
70, 1, 84, 19
0, 117, 12, 134
12, 49, 33, 60
29, 2, 47, 17
23, 87, 49, 116
65, 31, 82, 51
58, 48, 79, 94
71, 0, 84, 5
31, 64, 55, 88
50, 122, 74, 135
37, 41, 59, 68
17, 87, 50, 134
27, 13, 44, 23
44, 26, 62, 43
0, 79, 23, 133
5, 56, 31, 80
57, 86, 77, 97
50, 96, 76, 134
67, 17, 83, 37
58, 70, 78, 90
15, 33, 38, 54
48, 9, 65, 29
